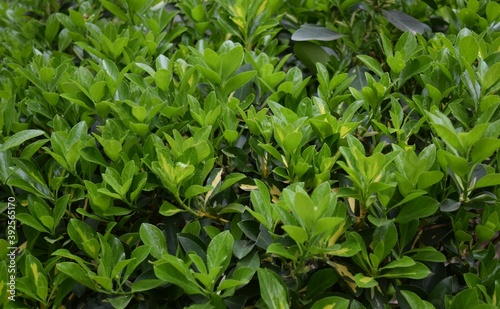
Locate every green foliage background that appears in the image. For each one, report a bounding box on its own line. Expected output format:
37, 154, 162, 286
0, 0, 499, 308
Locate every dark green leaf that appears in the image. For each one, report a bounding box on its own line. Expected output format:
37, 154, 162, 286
140, 223, 168, 259
396, 196, 439, 223
294, 42, 331, 74
207, 231, 234, 275
305, 268, 339, 299
291, 25, 343, 41
382, 10, 431, 34
380, 262, 431, 279
257, 268, 289, 309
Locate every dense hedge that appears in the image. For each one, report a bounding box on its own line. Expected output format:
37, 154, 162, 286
1, 0, 500, 308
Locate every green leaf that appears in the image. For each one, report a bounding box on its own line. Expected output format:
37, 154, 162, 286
396, 196, 439, 223
81, 147, 108, 166
99, 0, 128, 21
417, 171, 444, 189
224, 71, 256, 94
154, 255, 204, 295
89, 81, 107, 103
282, 225, 308, 244
409, 247, 447, 262
139, 223, 168, 259
387, 55, 406, 74
159, 201, 185, 216
380, 262, 431, 279
483, 62, 500, 90
294, 42, 331, 74
288, 188, 316, 229
221, 45, 243, 77
381, 256, 416, 269
283, 131, 302, 154
56, 262, 98, 290
475, 225, 495, 241
400, 290, 435, 309
67, 219, 100, 259
382, 10, 431, 34
154, 69, 172, 91
206, 231, 234, 276
199, 66, 221, 85
266, 243, 297, 261
257, 268, 289, 309
132, 106, 148, 122
354, 274, 378, 288
219, 173, 246, 192
216, 279, 248, 291
125, 246, 151, 278
471, 138, 500, 164
204, 48, 220, 72
130, 278, 165, 292
310, 296, 350, 309
372, 222, 397, 263
449, 288, 479, 309
438, 151, 469, 177
16, 213, 49, 233
305, 268, 339, 300
459, 36, 479, 64
291, 25, 343, 41
0, 130, 46, 152
107, 295, 133, 309
357, 55, 384, 77
185, 185, 212, 199
313, 217, 344, 237
474, 173, 500, 188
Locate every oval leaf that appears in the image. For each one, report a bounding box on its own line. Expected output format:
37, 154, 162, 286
292, 25, 343, 41
382, 10, 431, 34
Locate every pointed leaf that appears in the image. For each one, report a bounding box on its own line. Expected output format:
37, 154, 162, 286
0, 130, 46, 152
257, 268, 289, 309
140, 223, 168, 259
382, 10, 431, 34
292, 25, 343, 41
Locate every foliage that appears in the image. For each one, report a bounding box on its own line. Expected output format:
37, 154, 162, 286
0, 0, 499, 308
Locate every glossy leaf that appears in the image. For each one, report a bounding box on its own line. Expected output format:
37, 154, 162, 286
140, 223, 168, 259
291, 25, 343, 41
396, 197, 439, 223
257, 268, 289, 309
0, 130, 46, 152
382, 10, 432, 34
